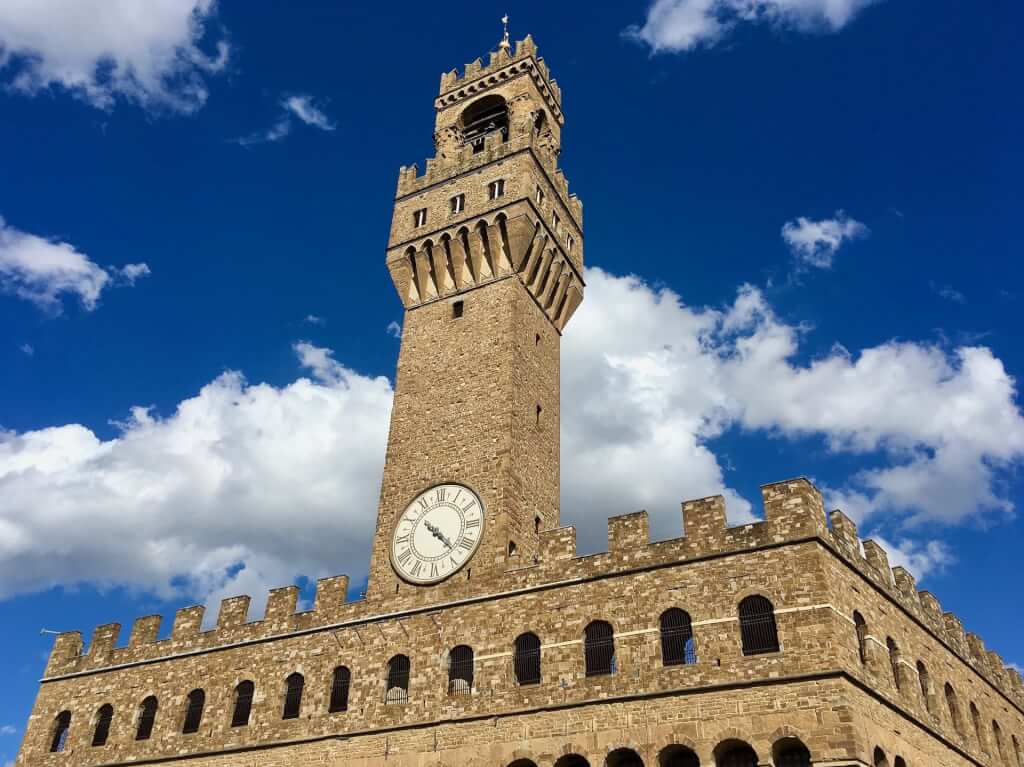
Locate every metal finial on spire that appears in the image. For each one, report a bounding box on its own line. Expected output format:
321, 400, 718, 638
499, 14, 511, 52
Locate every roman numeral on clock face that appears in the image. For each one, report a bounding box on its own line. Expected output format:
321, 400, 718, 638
465, 518, 480, 529
457, 537, 474, 551
397, 548, 412, 565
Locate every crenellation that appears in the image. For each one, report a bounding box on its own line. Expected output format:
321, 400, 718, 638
917, 590, 946, 636
313, 575, 349, 620
681, 494, 728, 541
87, 623, 121, 661
128, 615, 162, 647
966, 633, 988, 675
761, 477, 828, 540
44, 631, 82, 676
539, 525, 576, 561
861, 540, 893, 588
264, 586, 299, 628
216, 595, 251, 632
943, 612, 969, 657
171, 604, 205, 643
891, 567, 920, 613
607, 511, 650, 554
828, 509, 860, 560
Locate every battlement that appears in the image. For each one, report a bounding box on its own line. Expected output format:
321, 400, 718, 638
437, 35, 562, 112
41, 478, 1024, 710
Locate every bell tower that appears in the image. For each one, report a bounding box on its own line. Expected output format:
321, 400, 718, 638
366, 28, 584, 602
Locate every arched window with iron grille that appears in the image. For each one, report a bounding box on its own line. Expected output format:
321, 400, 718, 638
231, 681, 254, 727
49, 711, 71, 753
916, 660, 931, 710
329, 666, 351, 712
182, 689, 205, 734
659, 608, 696, 666
738, 595, 779, 655
135, 696, 158, 741
386, 654, 410, 704
448, 645, 474, 696
514, 632, 541, 685
945, 683, 963, 735
853, 611, 868, 664
886, 637, 902, 690
775, 739, 812, 767
281, 672, 304, 720
91, 704, 113, 747
584, 620, 616, 676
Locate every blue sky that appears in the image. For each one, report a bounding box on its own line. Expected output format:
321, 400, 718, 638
1, 0, 1022, 755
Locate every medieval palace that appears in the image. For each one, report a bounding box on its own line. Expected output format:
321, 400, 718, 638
15, 30, 1024, 767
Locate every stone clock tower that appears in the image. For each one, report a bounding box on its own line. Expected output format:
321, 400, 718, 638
366, 30, 584, 601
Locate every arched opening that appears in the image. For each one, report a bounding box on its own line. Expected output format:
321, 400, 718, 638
916, 660, 931, 710
448, 645, 474, 695
1012, 734, 1022, 767
584, 620, 616, 676
509, 761, 540, 767
230, 680, 254, 727
555, 756, 591, 767
182, 689, 205, 734
773, 738, 811, 767
944, 683, 963, 734
460, 94, 509, 153
660, 608, 696, 666
135, 696, 158, 741
993, 720, 1005, 761
873, 747, 890, 767
91, 704, 113, 747
853, 610, 868, 664
329, 666, 351, 712
886, 637, 902, 690
514, 632, 541, 685
715, 740, 757, 767
659, 744, 699, 767
970, 702, 984, 748
607, 748, 644, 767
282, 672, 304, 719
738, 595, 779, 655
386, 654, 410, 704
49, 711, 71, 753
893, 758, 907, 767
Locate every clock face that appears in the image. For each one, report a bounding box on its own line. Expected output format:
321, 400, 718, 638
390, 483, 485, 584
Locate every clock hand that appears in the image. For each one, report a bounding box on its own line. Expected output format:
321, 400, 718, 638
424, 520, 454, 549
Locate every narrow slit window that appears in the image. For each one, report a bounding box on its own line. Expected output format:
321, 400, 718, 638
535, 185, 545, 206
887, 637, 902, 690
853, 611, 868, 664
413, 208, 428, 228
508, 540, 517, 556
488, 179, 505, 200
452, 300, 464, 319
536, 403, 542, 425
450, 194, 465, 214
553, 212, 561, 233
567, 234, 574, 251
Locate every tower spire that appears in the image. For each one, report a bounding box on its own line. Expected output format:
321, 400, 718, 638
499, 14, 511, 53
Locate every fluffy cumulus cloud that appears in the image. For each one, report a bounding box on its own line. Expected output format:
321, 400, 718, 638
1, 269, 1022, 610
0, 0, 228, 113
781, 210, 868, 268
234, 94, 336, 147
0, 342, 392, 615
0, 216, 149, 314
626, 0, 881, 53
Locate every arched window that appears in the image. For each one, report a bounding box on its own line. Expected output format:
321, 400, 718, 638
993, 721, 1005, 761
873, 747, 890, 767
853, 611, 868, 664
329, 666, 351, 712
584, 620, 616, 676
660, 608, 696, 666
717, 741, 758, 767
514, 632, 541, 685
91, 704, 113, 747
385, 654, 410, 704
182, 689, 205, 734
945, 683, 963, 734
1012, 734, 1021, 766
916, 660, 931, 710
658, 744, 699, 767
460, 94, 509, 152
886, 637, 902, 690
970, 702, 984, 749
554, 756, 591, 767
49, 711, 71, 753
509, 761, 540, 767
282, 672, 304, 720
135, 696, 158, 741
606, 747, 644, 767
231, 681, 254, 727
775, 739, 812, 767
738, 595, 779, 655
893, 758, 907, 767
448, 645, 474, 696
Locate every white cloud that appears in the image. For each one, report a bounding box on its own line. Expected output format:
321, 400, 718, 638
930, 281, 966, 304
781, 210, 868, 269
19, 343, 33, 356
0, 724, 15, 735
0, 342, 392, 616
386, 321, 402, 339
626, 0, 881, 52
0, 0, 228, 113
0, 216, 149, 314
304, 314, 325, 325
1, 269, 1021, 610
234, 93, 335, 147
868, 536, 954, 580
